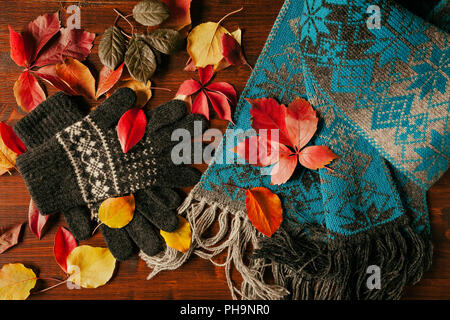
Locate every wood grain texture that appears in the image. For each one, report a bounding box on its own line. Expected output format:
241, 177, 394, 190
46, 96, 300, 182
0, 0, 449, 300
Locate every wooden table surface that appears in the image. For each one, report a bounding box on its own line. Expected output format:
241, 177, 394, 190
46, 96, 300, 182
0, 0, 449, 300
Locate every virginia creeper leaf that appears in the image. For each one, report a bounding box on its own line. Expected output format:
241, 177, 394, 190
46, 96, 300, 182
0, 223, 24, 254
286, 98, 318, 150
192, 90, 209, 120
233, 135, 281, 167
177, 79, 202, 96
205, 90, 233, 123
298, 145, 338, 170
53, 227, 77, 272
25, 12, 60, 61
206, 82, 237, 106
35, 64, 78, 96
8, 25, 31, 67
99, 26, 127, 70
0, 122, 26, 155
28, 199, 50, 239
117, 108, 148, 153
0, 263, 37, 300
221, 32, 248, 66
133, 0, 171, 27
13, 71, 46, 112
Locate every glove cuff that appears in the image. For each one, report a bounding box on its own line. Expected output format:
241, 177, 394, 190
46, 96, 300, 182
16, 139, 84, 214
14, 92, 84, 148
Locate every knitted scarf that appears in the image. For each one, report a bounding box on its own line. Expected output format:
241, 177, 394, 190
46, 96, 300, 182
142, 0, 450, 299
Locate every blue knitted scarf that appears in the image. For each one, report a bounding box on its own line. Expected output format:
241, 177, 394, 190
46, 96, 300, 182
142, 0, 449, 300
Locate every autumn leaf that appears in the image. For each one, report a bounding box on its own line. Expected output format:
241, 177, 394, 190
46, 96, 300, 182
245, 187, 282, 237
24, 12, 60, 61
160, 216, 192, 253
98, 195, 135, 229
0, 223, 24, 254
116, 79, 153, 108
0, 122, 26, 155
215, 28, 242, 72
54, 227, 77, 272
221, 32, 250, 69
13, 71, 46, 112
133, 0, 171, 27
0, 127, 19, 175
8, 25, 32, 67
55, 58, 96, 100
176, 65, 236, 122
0, 263, 37, 300
160, 0, 192, 31
34, 64, 78, 96
117, 108, 148, 153
28, 199, 50, 239
66, 245, 116, 289
96, 63, 125, 99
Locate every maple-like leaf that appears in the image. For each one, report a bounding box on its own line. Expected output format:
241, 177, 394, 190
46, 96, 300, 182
235, 98, 338, 185
24, 12, 60, 61
176, 65, 236, 122
13, 71, 46, 112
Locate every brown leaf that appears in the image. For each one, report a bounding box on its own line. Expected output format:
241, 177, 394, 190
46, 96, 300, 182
55, 58, 96, 100
0, 223, 24, 254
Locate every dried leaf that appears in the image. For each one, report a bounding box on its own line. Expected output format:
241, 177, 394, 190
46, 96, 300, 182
66, 245, 116, 289
125, 37, 157, 83
159, 0, 192, 31
98, 195, 135, 228
8, 25, 32, 67
245, 187, 282, 237
133, 0, 171, 27
117, 79, 152, 107
96, 63, 125, 99
187, 22, 229, 68
0, 223, 24, 254
35, 64, 79, 96
54, 227, 77, 272
298, 145, 339, 170
25, 12, 60, 61
160, 216, 191, 253
117, 108, 148, 153
13, 71, 46, 112
98, 26, 127, 70
0, 133, 17, 175
221, 33, 248, 67
55, 58, 96, 100
215, 28, 242, 71
0, 263, 37, 300
0, 122, 26, 155
28, 199, 50, 239
144, 28, 182, 55
206, 90, 233, 123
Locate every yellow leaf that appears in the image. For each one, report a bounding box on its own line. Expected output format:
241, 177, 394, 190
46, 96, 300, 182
0, 135, 17, 176
117, 79, 152, 108
55, 58, 96, 100
214, 28, 242, 72
160, 216, 192, 253
66, 245, 116, 289
0, 263, 37, 300
187, 22, 230, 68
98, 195, 135, 229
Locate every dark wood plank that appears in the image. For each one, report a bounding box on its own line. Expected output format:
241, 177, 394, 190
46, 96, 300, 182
0, 0, 449, 300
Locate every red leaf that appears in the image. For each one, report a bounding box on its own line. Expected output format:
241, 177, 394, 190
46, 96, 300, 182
34, 65, 78, 95
13, 71, 46, 112
25, 12, 60, 61
270, 147, 298, 185
298, 145, 338, 170
8, 25, 32, 67
96, 63, 125, 99
0, 122, 26, 155
28, 199, 50, 239
286, 98, 318, 150
184, 57, 197, 72
233, 135, 282, 167
205, 91, 233, 123
198, 65, 214, 85
160, 0, 192, 30
33, 28, 95, 68
0, 223, 24, 254
245, 187, 283, 237
192, 90, 210, 120
53, 227, 77, 272
221, 33, 248, 66
206, 82, 237, 106
117, 108, 148, 153
177, 79, 202, 96
247, 98, 291, 146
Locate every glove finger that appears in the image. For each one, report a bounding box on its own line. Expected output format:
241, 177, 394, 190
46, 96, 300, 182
63, 206, 93, 241
147, 100, 187, 133
89, 88, 137, 130
125, 211, 165, 257
148, 187, 181, 209
135, 189, 179, 232
100, 224, 135, 261
152, 164, 202, 188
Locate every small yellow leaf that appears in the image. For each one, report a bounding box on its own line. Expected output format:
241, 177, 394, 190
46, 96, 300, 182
0, 135, 17, 176
160, 216, 192, 253
187, 22, 230, 68
117, 79, 152, 108
66, 245, 116, 289
98, 195, 135, 229
0, 263, 37, 300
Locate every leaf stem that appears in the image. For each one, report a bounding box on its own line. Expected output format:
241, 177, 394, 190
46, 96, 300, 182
32, 277, 70, 295
114, 8, 135, 35
223, 183, 247, 191
218, 7, 244, 25
149, 87, 172, 92
91, 222, 103, 236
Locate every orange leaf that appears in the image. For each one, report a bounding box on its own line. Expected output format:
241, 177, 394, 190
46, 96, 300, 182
55, 57, 96, 100
160, 216, 192, 253
96, 63, 125, 99
13, 71, 46, 112
298, 145, 339, 170
98, 195, 135, 228
245, 187, 283, 237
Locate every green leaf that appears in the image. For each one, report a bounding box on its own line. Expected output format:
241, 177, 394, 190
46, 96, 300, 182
133, 0, 170, 27
99, 26, 127, 70
125, 37, 157, 83
144, 29, 182, 55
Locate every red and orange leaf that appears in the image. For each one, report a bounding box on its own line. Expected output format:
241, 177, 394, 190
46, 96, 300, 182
206, 82, 237, 106
184, 57, 196, 72
233, 135, 281, 167
245, 187, 283, 237
198, 65, 214, 85
0, 122, 26, 155
247, 98, 292, 146
221, 33, 248, 67
53, 227, 77, 272
34, 65, 78, 96
205, 90, 233, 123
298, 145, 338, 170
28, 199, 50, 240
270, 149, 298, 185
96, 63, 125, 99
13, 71, 46, 112
176, 79, 202, 96
192, 90, 210, 120
0, 223, 24, 254
160, 0, 192, 31
25, 12, 60, 61
286, 98, 318, 150
8, 26, 32, 67
55, 58, 96, 100
117, 108, 147, 153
